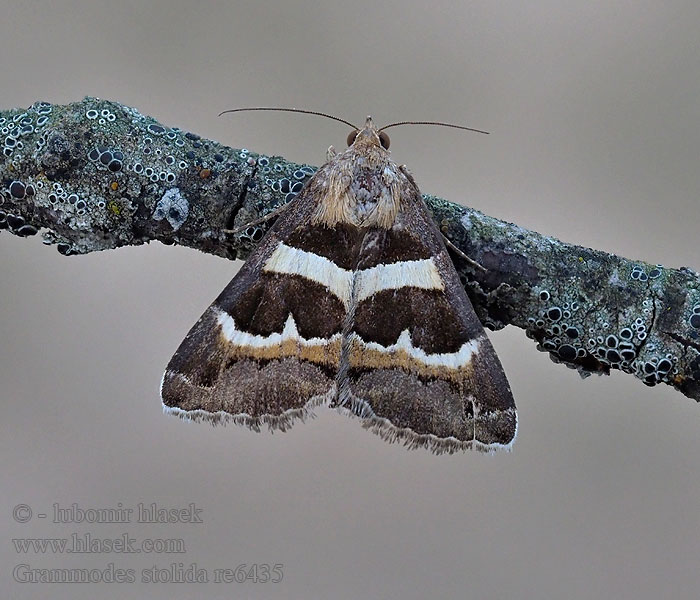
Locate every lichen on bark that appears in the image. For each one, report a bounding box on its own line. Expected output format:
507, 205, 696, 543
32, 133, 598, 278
2, 98, 699, 401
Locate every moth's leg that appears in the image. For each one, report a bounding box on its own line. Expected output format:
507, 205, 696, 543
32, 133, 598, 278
441, 233, 486, 273
222, 200, 292, 235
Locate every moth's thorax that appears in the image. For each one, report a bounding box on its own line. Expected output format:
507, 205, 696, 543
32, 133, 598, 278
309, 123, 413, 229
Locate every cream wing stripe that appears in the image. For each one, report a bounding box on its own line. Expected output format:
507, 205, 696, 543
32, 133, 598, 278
354, 258, 444, 302
263, 243, 353, 307
216, 309, 341, 349
263, 243, 445, 306
350, 329, 481, 369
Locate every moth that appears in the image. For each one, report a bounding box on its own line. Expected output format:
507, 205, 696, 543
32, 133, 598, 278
160, 116, 517, 453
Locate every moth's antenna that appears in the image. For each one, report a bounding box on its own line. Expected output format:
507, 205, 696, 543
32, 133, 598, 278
218, 107, 358, 130
379, 120, 490, 135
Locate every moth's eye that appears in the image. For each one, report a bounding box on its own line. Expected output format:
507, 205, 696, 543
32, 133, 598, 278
347, 130, 358, 147
378, 130, 390, 149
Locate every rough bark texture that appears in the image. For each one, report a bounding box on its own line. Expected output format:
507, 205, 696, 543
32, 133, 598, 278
2, 98, 700, 401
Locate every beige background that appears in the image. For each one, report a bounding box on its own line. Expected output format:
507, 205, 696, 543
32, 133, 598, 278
2, 1, 700, 598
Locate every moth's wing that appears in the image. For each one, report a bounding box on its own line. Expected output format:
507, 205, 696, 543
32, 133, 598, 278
338, 190, 517, 452
161, 194, 353, 431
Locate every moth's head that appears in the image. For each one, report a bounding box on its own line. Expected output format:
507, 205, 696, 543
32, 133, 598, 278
346, 116, 391, 151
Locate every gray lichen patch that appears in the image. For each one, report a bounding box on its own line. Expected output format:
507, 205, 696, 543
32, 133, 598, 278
153, 187, 189, 231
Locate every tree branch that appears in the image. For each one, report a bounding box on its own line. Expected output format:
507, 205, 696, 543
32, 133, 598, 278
2, 98, 699, 401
